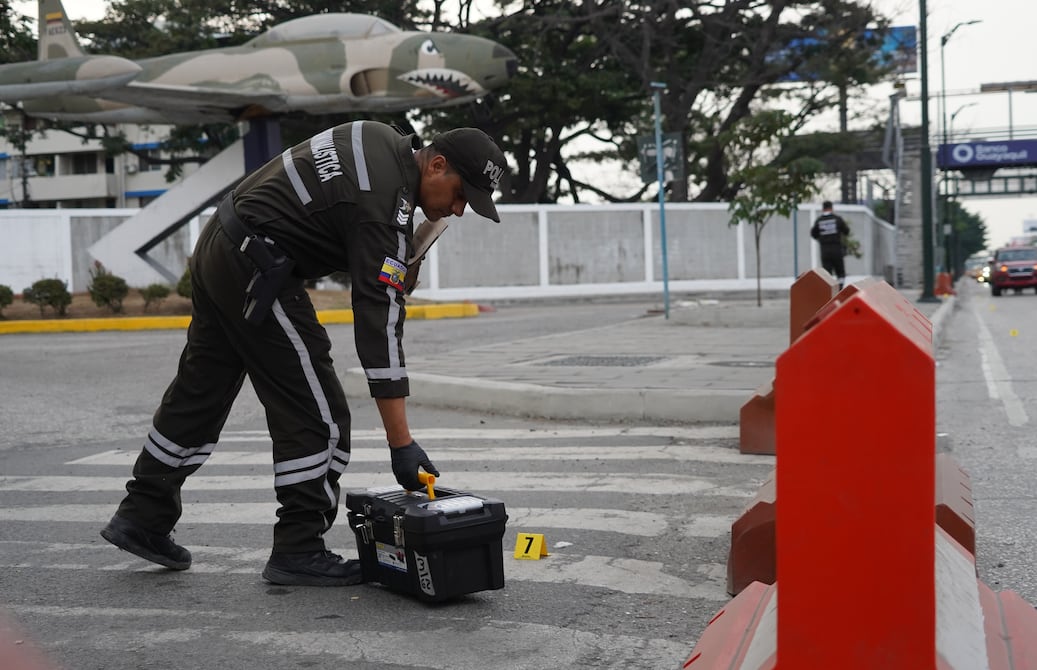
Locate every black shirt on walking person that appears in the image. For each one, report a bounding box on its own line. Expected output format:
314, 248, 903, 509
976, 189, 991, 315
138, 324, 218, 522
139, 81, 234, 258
810, 200, 851, 287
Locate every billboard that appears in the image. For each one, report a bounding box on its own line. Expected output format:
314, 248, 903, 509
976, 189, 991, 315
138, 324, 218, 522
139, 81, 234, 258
769, 25, 917, 82
938, 140, 1037, 170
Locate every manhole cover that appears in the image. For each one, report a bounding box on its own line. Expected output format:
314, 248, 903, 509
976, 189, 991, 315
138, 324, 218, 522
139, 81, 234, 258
540, 355, 665, 367
709, 360, 774, 368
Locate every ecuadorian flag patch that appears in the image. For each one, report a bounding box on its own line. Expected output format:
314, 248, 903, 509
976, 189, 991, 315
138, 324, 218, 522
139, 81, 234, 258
378, 257, 407, 291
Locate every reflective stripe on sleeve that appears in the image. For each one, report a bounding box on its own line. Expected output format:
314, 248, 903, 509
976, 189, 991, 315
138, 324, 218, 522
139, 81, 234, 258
281, 149, 312, 205
367, 229, 408, 382
351, 121, 371, 192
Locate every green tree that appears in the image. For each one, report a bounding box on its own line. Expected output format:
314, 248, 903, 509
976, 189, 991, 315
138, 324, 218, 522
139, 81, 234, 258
0, 283, 13, 317
88, 262, 130, 313
23, 278, 72, 317
0, 2, 38, 206
727, 110, 825, 306
416, 0, 646, 204
939, 199, 989, 276
140, 283, 171, 312
420, 0, 891, 206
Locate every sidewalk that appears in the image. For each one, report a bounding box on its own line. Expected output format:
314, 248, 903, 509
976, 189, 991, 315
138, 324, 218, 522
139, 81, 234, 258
344, 291, 955, 424
3, 283, 954, 426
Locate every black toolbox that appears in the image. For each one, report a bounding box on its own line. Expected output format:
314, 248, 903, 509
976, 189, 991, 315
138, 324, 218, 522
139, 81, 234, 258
345, 484, 508, 602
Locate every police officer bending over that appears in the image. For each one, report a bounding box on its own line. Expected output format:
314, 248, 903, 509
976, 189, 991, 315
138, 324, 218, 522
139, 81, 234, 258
100, 122, 508, 586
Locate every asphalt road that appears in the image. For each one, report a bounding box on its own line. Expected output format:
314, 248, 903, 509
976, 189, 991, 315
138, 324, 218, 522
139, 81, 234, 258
0, 288, 1034, 669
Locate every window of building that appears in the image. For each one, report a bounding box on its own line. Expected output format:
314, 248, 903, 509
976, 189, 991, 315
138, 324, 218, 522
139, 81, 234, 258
137, 149, 163, 173
32, 155, 55, 177
66, 152, 99, 175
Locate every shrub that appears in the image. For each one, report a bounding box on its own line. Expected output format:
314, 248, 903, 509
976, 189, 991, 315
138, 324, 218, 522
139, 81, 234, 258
0, 284, 12, 317
88, 261, 129, 313
140, 283, 171, 312
176, 264, 192, 299
23, 278, 72, 317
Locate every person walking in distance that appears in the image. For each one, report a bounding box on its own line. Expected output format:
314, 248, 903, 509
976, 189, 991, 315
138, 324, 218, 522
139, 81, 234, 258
100, 122, 508, 586
810, 200, 851, 288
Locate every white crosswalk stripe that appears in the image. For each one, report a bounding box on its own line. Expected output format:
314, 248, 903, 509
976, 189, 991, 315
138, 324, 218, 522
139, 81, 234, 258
0, 425, 770, 669
0, 473, 761, 496
68, 443, 772, 465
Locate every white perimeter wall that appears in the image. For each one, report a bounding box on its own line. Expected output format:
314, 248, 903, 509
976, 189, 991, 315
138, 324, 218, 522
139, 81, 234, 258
0, 202, 894, 298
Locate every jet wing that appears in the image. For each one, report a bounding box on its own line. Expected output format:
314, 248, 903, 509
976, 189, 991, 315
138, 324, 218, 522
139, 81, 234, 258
97, 80, 291, 119
0, 55, 141, 100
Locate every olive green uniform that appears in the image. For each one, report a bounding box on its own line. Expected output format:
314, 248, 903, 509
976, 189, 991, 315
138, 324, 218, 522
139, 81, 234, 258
115, 121, 419, 552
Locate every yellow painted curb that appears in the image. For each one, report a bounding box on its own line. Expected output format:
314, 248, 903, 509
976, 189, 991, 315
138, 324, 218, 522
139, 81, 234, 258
0, 303, 480, 335
0, 315, 192, 334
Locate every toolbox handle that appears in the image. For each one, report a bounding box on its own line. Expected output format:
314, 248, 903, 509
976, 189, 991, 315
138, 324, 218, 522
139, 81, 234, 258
417, 471, 436, 500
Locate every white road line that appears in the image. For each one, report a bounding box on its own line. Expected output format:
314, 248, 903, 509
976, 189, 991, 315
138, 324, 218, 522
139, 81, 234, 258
67, 444, 769, 466
0, 474, 757, 496
973, 304, 1029, 427
211, 426, 738, 442
0, 505, 670, 536
13, 605, 242, 620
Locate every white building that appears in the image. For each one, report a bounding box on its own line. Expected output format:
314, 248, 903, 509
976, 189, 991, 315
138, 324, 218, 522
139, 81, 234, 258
0, 113, 200, 209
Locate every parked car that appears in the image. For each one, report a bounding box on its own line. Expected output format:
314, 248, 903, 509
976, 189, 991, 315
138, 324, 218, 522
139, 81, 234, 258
988, 246, 1037, 296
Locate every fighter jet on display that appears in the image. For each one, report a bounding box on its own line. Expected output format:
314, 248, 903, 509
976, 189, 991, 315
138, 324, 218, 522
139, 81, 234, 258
0, 0, 518, 124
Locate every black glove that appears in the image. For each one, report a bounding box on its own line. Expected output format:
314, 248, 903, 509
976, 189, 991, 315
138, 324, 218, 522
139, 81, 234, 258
390, 440, 440, 490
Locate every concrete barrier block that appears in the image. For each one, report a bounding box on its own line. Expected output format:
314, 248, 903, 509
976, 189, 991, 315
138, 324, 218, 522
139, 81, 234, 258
789, 268, 838, 344
725, 456, 975, 596
680, 580, 776, 670
935, 452, 976, 558
726, 473, 775, 595
693, 528, 1037, 670
738, 380, 775, 455
979, 582, 1037, 669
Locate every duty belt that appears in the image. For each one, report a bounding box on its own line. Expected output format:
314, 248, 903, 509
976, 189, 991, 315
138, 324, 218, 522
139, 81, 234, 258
217, 194, 296, 326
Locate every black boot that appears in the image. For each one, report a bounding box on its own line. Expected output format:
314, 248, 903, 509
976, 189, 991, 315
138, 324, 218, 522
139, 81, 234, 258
262, 550, 363, 586
100, 515, 191, 570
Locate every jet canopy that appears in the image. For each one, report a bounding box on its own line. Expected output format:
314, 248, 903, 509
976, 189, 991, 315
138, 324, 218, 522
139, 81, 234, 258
247, 14, 402, 47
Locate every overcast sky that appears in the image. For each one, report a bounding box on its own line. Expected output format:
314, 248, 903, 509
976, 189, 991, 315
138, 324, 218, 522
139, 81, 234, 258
13, 0, 1037, 248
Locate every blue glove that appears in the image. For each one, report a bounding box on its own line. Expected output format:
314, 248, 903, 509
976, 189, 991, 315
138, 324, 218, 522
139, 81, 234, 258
390, 440, 440, 490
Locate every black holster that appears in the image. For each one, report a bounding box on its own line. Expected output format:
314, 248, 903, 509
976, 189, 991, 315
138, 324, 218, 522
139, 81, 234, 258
218, 195, 296, 326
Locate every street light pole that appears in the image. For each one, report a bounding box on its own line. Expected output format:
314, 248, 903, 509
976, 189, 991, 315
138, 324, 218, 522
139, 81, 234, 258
944, 102, 977, 271
919, 0, 937, 302
939, 19, 980, 279
650, 81, 670, 319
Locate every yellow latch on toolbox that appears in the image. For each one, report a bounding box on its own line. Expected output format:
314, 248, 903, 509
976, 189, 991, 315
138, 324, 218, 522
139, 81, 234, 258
418, 471, 436, 500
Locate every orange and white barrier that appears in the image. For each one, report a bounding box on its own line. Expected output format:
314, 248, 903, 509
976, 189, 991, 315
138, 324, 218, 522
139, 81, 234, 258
689, 279, 1037, 669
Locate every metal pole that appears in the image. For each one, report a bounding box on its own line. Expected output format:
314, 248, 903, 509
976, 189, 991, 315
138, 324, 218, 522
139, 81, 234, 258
939, 20, 980, 279
918, 0, 937, 302
940, 33, 948, 275
651, 81, 670, 319
793, 207, 799, 278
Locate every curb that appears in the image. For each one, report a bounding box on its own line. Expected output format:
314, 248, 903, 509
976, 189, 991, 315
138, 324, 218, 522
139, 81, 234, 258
0, 302, 480, 335
345, 294, 958, 425
343, 369, 747, 423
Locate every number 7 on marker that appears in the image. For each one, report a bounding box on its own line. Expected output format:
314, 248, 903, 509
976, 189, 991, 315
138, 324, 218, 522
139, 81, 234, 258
513, 532, 549, 560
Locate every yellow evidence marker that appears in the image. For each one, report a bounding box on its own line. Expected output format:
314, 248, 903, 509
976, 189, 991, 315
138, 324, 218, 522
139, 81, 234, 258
514, 532, 549, 560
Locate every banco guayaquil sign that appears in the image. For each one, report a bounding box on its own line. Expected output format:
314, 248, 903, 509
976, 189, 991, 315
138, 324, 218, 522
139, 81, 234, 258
637, 133, 684, 184
937, 139, 1037, 171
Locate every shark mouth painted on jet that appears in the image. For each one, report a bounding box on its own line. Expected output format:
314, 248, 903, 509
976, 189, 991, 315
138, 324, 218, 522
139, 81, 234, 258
399, 69, 485, 97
